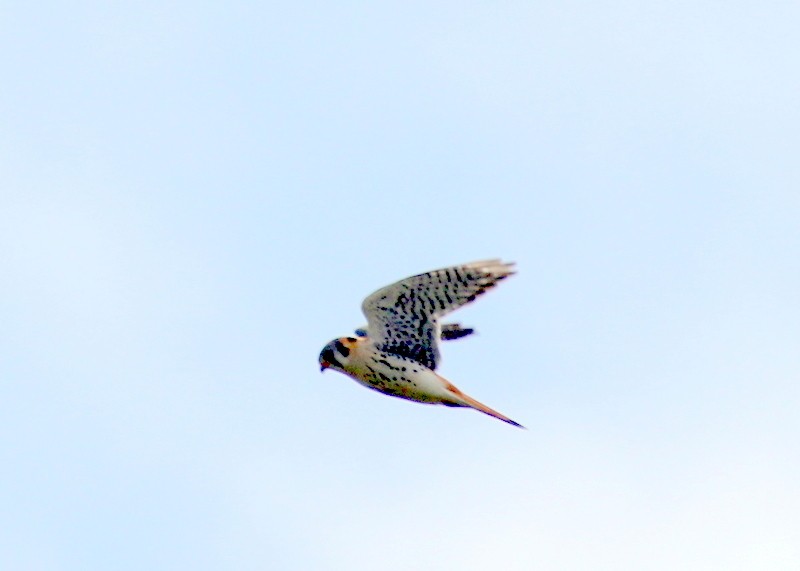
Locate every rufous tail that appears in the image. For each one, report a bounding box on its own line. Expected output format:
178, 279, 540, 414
441, 378, 524, 428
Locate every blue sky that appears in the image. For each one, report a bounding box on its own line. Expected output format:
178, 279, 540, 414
1, 2, 799, 569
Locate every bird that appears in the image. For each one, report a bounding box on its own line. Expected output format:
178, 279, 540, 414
318, 259, 523, 428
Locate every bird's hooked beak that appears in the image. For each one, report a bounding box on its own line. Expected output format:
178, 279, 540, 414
320, 361, 330, 372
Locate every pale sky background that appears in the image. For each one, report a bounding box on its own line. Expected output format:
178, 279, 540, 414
1, 2, 799, 570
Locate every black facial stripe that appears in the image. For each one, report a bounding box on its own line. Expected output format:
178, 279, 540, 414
334, 339, 350, 357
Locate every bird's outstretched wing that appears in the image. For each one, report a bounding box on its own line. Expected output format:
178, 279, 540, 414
361, 259, 515, 370
354, 322, 475, 341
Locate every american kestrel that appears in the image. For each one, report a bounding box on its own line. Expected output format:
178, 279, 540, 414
319, 259, 522, 428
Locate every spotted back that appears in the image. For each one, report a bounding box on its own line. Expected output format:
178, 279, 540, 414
361, 259, 515, 370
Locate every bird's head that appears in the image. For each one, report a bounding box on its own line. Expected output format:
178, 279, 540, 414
318, 337, 357, 373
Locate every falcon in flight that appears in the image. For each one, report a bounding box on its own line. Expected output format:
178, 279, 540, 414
318, 259, 522, 428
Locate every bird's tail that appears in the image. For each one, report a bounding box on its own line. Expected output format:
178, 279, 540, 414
440, 377, 524, 429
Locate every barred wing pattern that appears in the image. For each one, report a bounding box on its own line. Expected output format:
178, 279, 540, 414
354, 322, 475, 341
361, 260, 515, 370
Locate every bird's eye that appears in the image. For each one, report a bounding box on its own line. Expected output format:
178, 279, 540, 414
321, 347, 339, 367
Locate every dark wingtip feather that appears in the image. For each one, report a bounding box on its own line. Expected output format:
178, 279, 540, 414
440, 324, 475, 341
